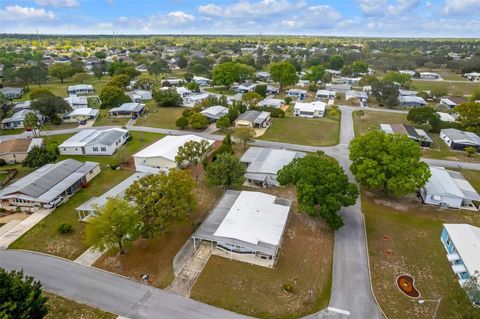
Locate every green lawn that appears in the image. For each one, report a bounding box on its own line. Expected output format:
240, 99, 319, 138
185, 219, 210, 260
416, 69, 465, 81
44, 292, 115, 319
135, 102, 187, 129
258, 111, 340, 146
364, 182, 480, 318
352, 110, 409, 136
24, 77, 112, 99
9, 131, 164, 259
42, 123, 79, 131
191, 187, 333, 319
0, 128, 25, 136
93, 109, 130, 127
412, 80, 478, 96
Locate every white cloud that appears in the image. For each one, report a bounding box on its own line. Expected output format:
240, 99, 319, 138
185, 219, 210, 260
280, 5, 342, 29
0, 5, 56, 21
95, 22, 114, 29
198, 0, 303, 18
387, 0, 420, 15
167, 11, 195, 23
443, 0, 480, 15
34, 0, 79, 7
357, 0, 388, 16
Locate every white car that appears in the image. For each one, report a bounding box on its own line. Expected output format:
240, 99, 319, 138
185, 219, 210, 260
44, 196, 64, 209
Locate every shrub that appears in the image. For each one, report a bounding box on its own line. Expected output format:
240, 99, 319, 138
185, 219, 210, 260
465, 146, 477, 157
282, 282, 294, 294
57, 223, 73, 234
0, 159, 6, 166
284, 96, 292, 104
50, 114, 62, 125
176, 116, 188, 129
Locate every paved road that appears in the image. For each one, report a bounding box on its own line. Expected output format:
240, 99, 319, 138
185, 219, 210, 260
0, 250, 248, 319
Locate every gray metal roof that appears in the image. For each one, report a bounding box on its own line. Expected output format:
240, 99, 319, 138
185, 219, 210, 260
441, 128, 480, 146
241, 147, 305, 176
0, 159, 98, 203
423, 166, 480, 201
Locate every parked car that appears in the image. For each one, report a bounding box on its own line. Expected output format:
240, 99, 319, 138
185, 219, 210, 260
44, 196, 64, 209
79, 120, 87, 125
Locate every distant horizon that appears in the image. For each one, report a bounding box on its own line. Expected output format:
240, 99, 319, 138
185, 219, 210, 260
0, 0, 479, 38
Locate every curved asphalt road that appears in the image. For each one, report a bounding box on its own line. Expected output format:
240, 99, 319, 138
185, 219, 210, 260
2, 105, 479, 318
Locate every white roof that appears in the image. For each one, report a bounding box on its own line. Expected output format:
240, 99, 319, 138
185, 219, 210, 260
316, 89, 336, 96
193, 76, 211, 82
109, 102, 145, 113
201, 105, 228, 118
423, 166, 480, 201
294, 101, 326, 112
241, 147, 305, 175
437, 112, 456, 122
185, 93, 210, 101
258, 98, 283, 108
65, 108, 99, 117
133, 134, 214, 161
213, 191, 290, 246
68, 84, 93, 91
59, 128, 127, 148
399, 89, 418, 96
444, 224, 480, 275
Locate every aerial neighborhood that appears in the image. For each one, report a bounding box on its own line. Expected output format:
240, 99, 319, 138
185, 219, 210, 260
0, 31, 480, 319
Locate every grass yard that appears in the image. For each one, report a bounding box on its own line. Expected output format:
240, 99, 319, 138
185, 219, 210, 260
93, 181, 224, 288
25, 77, 112, 99
416, 69, 465, 81
135, 102, 187, 129
42, 123, 79, 131
352, 110, 409, 136
258, 111, 340, 146
0, 128, 25, 136
9, 168, 134, 259
412, 79, 479, 96
364, 186, 480, 319
93, 109, 130, 127
44, 292, 115, 319
190, 186, 333, 319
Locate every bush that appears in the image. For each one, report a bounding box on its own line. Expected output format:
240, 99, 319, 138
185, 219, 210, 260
50, 114, 62, 125
282, 282, 294, 294
176, 116, 188, 129
0, 159, 6, 166
182, 109, 194, 118
254, 106, 285, 118
57, 223, 73, 234
284, 96, 292, 104
465, 146, 477, 157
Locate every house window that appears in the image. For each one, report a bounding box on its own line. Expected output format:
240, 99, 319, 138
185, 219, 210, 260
101, 147, 106, 152
93, 147, 98, 151
446, 237, 451, 246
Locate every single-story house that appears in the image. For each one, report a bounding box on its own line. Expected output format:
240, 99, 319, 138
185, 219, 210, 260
293, 101, 326, 118
234, 110, 271, 128
316, 89, 336, 100
127, 90, 152, 102
0, 87, 24, 99
234, 83, 256, 93
258, 98, 283, 109
0, 159, 100, 211
266, 85, 280, 95
296, 80, 310, 87
162, 78, 183, 87
183, 93, 210, 108
380, 123, 433, 147
399, 70, 416, 76
440, 223, 480, 305
76, 172, 148, 221
0, 138, 44, 164
326, 69, 341, 76
240, 147, 306, 187
464, 72, 480, 82
420, 72, 442, 80
65, 95, 89, 109
192, 76, 212, 86
62, 108, 99, 123
325, 83, 352, 94
341, 77, 361, 85
133, 134, 215, 173
420, 166, 480, 210
67, 84, 94, 95
398, 95, 428, 107
201, 105, 228, 121
59, 128, 129, 156
440, 97, 466, 109
256, 71, 270, 81
135, 64, 148, 73
440, 128, 480, 151
109, 102, 145, 118
437, 112, 456, 122
176, 87, 193, 98
399, 89, 418, 97
286, 89, 307, 101
12, 101, 31, 112
346, 90, 368, 107
1, 110, 40, 130
192, 190, 292, 267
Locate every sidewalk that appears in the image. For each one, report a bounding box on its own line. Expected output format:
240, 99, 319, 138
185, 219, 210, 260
74, 246, 104, 266
0, 209, 50, 249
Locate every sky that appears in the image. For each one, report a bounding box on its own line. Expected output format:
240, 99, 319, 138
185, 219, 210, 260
0, 0, 479, 37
